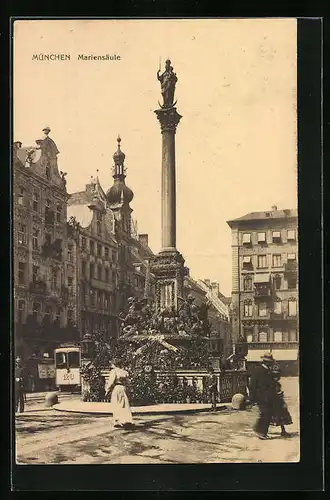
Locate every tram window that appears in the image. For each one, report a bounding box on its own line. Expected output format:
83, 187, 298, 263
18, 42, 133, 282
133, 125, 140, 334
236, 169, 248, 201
68, 351, 80, 368
55, 352, 67, 369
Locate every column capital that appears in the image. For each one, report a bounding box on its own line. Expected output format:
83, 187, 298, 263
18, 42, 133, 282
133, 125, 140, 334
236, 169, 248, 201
154, 107, 182, 134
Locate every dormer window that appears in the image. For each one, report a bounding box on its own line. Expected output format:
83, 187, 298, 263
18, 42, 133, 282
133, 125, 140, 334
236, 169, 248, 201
242, 233, 251, 245
272, 231, 281, 242
257, 232, 266, 243
287, 229, 296, 241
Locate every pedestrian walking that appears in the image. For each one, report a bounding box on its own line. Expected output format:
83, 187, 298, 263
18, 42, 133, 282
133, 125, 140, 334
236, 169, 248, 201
249, 352, 277, 440
270, 369, 293, 437
105, 359, 134, 429
207, 367, 218, 411
15, 356, 25, 413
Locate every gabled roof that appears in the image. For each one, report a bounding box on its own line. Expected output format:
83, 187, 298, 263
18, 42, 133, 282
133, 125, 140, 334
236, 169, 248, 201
227, 208, 298, 227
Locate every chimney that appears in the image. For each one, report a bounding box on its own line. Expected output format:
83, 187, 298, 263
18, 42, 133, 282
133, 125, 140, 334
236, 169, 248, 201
271, 205, 278, 211
204, 279, 211, 288
138, 234, 149, 247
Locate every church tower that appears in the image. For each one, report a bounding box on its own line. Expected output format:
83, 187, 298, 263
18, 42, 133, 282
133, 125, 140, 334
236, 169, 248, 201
106, 137, 135, 308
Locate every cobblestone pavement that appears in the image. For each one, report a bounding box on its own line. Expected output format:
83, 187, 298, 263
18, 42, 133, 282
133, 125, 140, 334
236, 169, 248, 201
15, 378, 300, 464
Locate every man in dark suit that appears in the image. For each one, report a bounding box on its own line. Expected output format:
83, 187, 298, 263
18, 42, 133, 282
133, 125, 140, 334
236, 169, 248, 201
249, 352, 276, 440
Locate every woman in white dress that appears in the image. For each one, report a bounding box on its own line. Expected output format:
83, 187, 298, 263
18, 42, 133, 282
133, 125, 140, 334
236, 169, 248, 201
105, 359, 134, 429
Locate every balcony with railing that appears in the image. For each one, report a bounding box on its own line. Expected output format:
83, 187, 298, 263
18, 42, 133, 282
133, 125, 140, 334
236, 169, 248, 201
254, 285, 272, 300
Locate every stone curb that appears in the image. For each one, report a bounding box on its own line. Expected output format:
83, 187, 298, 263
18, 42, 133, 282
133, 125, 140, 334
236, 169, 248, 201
53, 402, 230, 416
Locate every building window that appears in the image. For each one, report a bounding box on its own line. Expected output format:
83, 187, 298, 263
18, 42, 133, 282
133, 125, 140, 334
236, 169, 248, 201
68, 276, 73, 292
104, 293, 109, 309
18, 300, 25, 323
274, 275, 282, 290
98, 264, 102, 280
67, 309, 74, 325
81, 237, 86, 250
288, 278, 297, 290
55, 307, 61, 321
17, 224, 27, 245
32, 264, 39, 284
90, 263, 95, 280
272, 254, 282, 267
32, 301, 41, 318
90, 289, 95, 307
97, 243, 102, 257
287, 253, 296, 261
272, 231, 281, 242
289, 328, 297, 341
287, 229, 296, 241
258, 330, 268, 342
56, 204, 62, 222
51, 268, 57, 288
288, 299, 297, 317
242, 256, 252, 269
244, 328, 253, 343
90, 240, 95, 254
258, 302, 267, 317
67, 245, 73, 262
242, 233, 251, 245
257, 232, 266, 243
257, 255, 267, 269
273, 300, 282, 314
32, 192, 39, 212
274, 330, 283, 342
18, 262, 26, 285
113, 271, 117, 285
243, 302, 253, 317
112, 251, 116, 262
105, 247, 109, 259
32, 228, 39, 250
105, 268, 109, 282
243, 276, 252, 291
81, 261, 86, 277
18, 187, 25, 205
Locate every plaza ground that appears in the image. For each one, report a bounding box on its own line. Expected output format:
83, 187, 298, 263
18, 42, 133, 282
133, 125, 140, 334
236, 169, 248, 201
15, 378, 299, 464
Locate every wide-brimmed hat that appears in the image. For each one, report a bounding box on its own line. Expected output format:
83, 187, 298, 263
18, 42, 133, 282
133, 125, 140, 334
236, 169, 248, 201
260, 352, 274, 362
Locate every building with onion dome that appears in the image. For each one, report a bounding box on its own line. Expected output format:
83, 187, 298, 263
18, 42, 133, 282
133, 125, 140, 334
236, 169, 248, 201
67, 136, 155, 342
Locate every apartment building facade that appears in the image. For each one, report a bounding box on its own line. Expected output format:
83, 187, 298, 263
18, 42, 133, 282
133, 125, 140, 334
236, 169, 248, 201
227, 206, 298, 374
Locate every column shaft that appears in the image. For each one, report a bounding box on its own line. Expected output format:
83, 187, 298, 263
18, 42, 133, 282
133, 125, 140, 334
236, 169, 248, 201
161, 130, 176, 251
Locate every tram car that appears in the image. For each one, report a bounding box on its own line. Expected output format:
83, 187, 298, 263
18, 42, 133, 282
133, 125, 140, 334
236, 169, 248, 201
54, 344, 81, 391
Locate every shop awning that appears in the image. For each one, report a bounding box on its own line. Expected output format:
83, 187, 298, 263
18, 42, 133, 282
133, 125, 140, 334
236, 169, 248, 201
254, 273, 270, 284
246, 349, 298, 362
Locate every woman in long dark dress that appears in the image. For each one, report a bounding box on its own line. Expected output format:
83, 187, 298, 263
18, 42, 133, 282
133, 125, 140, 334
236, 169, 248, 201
271, 370, 293, 437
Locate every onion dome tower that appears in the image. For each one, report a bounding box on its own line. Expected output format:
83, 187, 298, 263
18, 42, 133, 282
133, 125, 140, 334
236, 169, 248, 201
106, 136, 134, 208
106, 136, 133, 238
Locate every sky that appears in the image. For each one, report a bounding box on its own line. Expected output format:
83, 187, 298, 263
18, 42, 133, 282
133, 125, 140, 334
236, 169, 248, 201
13, 19, 297, 296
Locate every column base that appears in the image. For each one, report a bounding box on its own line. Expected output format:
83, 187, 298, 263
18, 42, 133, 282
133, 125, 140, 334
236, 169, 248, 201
160, 246, 177, 253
